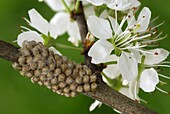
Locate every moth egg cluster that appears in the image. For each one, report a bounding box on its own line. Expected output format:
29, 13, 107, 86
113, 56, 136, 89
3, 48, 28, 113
12, 41, 97, 97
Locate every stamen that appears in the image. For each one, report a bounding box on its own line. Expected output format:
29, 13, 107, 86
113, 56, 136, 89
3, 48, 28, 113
151, 65, 170, 68
132, 33, 152, 41
115, 31, 130, 43
122, 44, 147, 50
154, 31, 163, 39
134, 81, 138, 100
114, 16, 127, 37
151, 21, 165, 30
140, 98, 148, 104
159, 80, 168, 85
133, 7, 137, 10
12, 40, 17, 43
23, 17, 31, 25
159, 74, 170, 80
118, 34, 137, 47
148, 27, 151, 31
156, 87, 169, 94
143, 35, 166, 44
20, 26, 31, 31
161, 61, 170, 64
150, 16, 159, 23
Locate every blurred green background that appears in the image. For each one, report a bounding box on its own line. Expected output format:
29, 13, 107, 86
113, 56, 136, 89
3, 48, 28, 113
0, 0, 170, 114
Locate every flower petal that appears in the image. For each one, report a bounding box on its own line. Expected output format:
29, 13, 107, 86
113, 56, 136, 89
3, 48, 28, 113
143, 48, 169, 65
28, 9, 50, 35
17, 31, 43, 47
88, 40, 114, 64
87, 16, 112, 39
107, 1, 131, 11
43, 0, 71, 11
129, 0, 141, 9
129, 49, 142, 63
129, 80, 140, 100
107, 0, 140, 11
108, 16, 122, 34
119, 87, 130, 98
50, 12, 70, 36
102, 54, 118, 63
89, 100, 102, 112
139, 68, 159, 92
118, 52, 138, 81
127, 11, 136, 29
86, 0, 105, 6
136, 7, 151, 32
67, 21, 81, 47
49, 24, 58, 39
103, 64, 120, 79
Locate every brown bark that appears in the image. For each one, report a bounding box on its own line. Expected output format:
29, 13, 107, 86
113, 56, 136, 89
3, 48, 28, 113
0, 40, 19, 62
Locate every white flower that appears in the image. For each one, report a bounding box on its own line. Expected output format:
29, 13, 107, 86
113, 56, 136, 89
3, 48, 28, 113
17, 9, 61, 55
126, 47, 169, 98
87, 7, 155, 81
42, 0, 95, 46
41, 0, 96, 46
126, 68, 159, 101
89, 100, 102, 111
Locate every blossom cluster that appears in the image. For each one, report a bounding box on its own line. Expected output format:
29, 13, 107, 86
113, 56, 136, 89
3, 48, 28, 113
16, 0, 170, 112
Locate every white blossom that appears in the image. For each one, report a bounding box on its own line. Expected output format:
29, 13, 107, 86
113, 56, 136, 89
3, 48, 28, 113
41, 0, 95, 46
87, 7, 152, 81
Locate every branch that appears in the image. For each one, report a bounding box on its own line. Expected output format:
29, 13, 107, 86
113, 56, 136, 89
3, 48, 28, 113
74, 1, 158, 114
0, 40, 19, 62
0, 41, 157, 114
